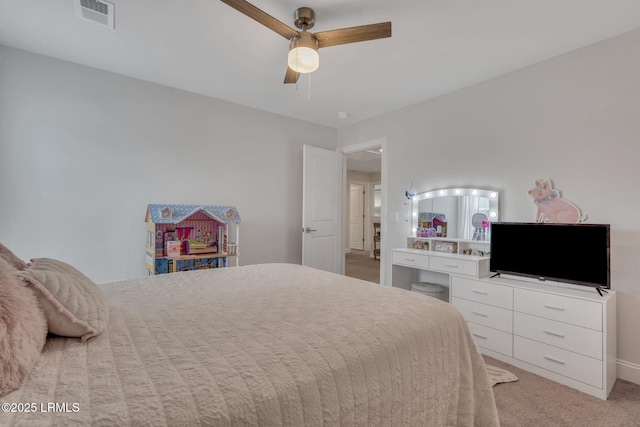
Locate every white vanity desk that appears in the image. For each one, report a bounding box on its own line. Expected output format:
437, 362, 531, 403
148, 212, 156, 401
391, 245, 616, 400
392, 244, 490, 281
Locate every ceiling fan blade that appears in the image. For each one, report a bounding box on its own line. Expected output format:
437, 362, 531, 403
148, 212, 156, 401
284, 67, 300, 84
314, 22, 391, 48
220, 0, 299, 39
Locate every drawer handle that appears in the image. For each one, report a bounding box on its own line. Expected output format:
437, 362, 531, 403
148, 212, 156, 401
472, 311, 488, 318
472, 290, 488, 295
444, 264, 459, 268
543, 304, 566, 311
543, 330, 566, 339
543, 355, 565, 365
472, 333, 488, 340
404, 258, 416, 262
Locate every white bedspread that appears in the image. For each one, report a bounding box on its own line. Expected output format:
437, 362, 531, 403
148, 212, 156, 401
3, 263, 499, 426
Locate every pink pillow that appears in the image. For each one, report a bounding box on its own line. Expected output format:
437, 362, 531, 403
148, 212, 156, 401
0, 242, 28, 270
0, 257, 48, 397
19, 258, 109, 342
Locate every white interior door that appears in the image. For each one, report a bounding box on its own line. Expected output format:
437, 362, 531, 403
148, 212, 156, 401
302, 145, 343, 273
349, 184, 364, 250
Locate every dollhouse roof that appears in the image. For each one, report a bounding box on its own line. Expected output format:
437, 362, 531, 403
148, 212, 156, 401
418, 212, 447, 223
145, 204, 241, 224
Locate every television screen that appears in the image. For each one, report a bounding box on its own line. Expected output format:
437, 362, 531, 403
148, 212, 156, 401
489, 222, 610, 289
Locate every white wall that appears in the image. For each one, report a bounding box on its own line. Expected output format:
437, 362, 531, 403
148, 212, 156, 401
0, 45, 337, 282
338, 29, 640, 378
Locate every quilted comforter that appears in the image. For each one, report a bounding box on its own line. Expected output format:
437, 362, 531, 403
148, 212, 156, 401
3, 263, 499, 426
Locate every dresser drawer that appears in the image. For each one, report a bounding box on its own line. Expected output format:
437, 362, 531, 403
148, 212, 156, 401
514, 312, 602, 359
467, 322, 513, 357
429, 256, 476, 276
514, 288, 602, 331
451, 277, 513, 309
514, 336, 602, 388
452, 297, 513, 333
392, 250, 429, 269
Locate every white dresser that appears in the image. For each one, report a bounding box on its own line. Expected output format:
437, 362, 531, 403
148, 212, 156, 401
392, 247, 617, 400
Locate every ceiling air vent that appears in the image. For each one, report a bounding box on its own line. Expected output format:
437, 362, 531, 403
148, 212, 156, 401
75, 0, 115, 29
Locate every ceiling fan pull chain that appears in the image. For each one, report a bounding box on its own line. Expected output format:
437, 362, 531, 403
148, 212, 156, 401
307, 72, 311, 102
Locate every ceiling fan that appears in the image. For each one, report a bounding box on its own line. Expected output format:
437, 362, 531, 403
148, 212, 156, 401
220, 0, 392, 84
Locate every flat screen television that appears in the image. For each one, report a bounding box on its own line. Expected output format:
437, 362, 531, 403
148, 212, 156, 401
489, 222, 610, 289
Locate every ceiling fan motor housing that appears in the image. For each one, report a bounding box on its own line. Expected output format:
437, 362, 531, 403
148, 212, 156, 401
294, 7, 315, 30
289, 31, 318, 50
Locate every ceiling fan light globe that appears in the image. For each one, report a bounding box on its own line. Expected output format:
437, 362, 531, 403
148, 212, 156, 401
288, 47, 319, 73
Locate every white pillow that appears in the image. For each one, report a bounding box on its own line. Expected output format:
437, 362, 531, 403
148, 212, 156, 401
19, 258, 109, 342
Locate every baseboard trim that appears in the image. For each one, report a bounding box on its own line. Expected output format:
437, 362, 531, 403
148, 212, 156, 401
617, 358, 640, 386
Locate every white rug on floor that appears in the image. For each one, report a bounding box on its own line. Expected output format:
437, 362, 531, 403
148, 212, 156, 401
486, 365, 519, 386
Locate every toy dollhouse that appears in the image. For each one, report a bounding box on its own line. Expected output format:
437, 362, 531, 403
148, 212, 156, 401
417, 212, 447, 237
145, 204, 241, 275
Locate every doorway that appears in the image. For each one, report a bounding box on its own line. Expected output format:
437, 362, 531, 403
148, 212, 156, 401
344, 145, 383, 284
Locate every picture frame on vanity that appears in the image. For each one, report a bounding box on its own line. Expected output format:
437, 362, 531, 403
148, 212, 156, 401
435, 241, 457, 253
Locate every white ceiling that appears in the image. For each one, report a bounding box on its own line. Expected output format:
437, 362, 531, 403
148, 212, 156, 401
1, 1, 640, 129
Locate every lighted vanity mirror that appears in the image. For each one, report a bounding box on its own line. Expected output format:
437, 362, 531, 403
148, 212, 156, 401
412, 188, 499, 240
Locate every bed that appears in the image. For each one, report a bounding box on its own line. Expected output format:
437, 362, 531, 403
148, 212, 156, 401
1, 261, 499, 426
